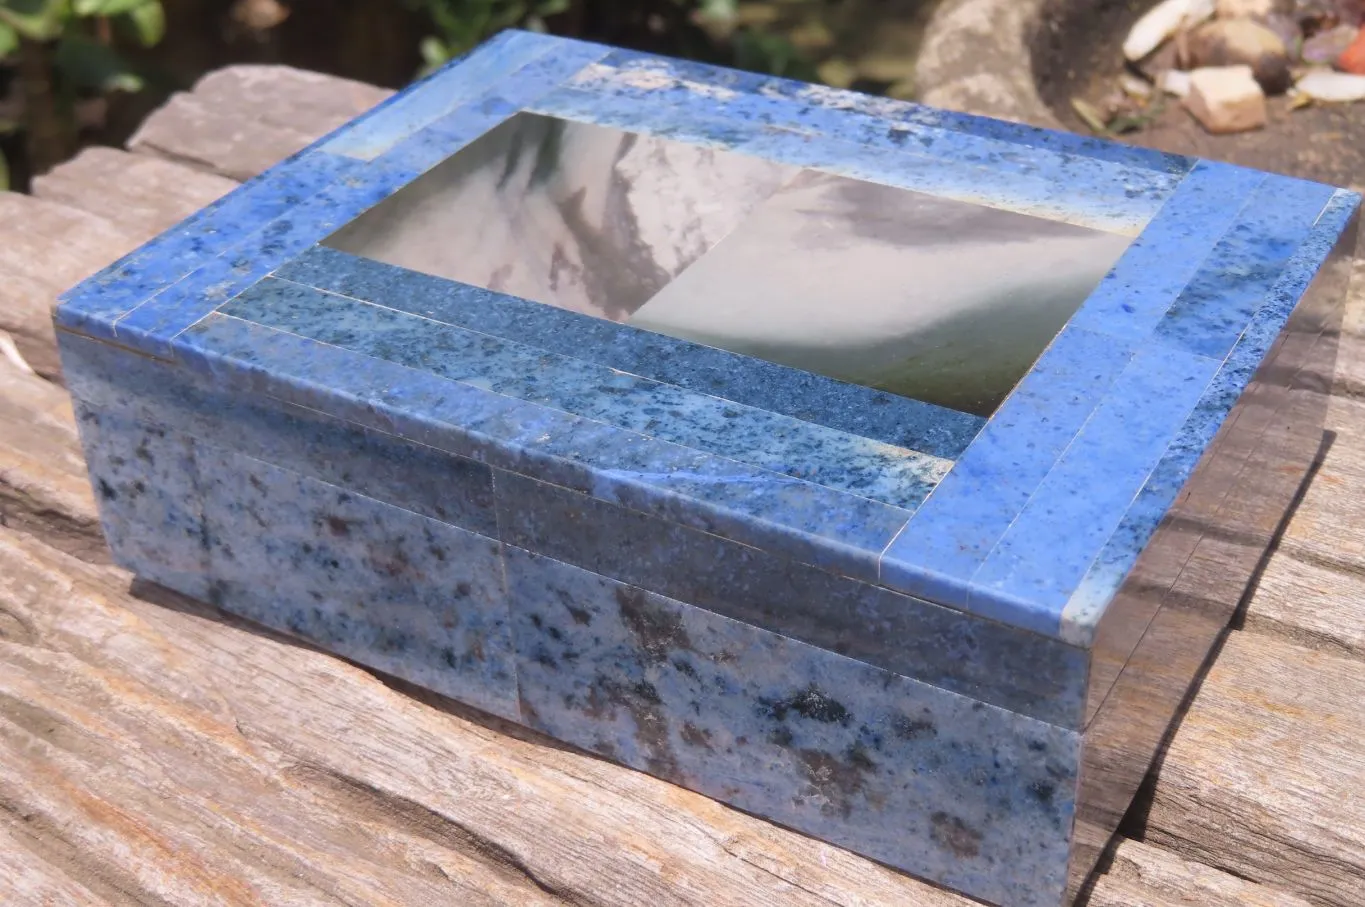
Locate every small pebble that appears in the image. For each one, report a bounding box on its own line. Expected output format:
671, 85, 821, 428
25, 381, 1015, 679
1124, 0, 1217, 61
1184, 65, 1268, 131
1301, 23, 1359, 63
1181, 18, 1294, 93
1296, 67, 1365, 99
1162, 69, 1195, 96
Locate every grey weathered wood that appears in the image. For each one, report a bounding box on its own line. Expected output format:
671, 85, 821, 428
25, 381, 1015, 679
1086, 839, 1314, 907
0, 515, 1318, 907
0, 192, 139, 380
128, 65, 392, 180
32, 146, 236, 237
1137, 632, 1365, 905
2, 62, 1364, 906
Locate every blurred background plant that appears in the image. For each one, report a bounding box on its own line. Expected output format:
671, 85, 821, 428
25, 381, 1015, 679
0, 0, 166, 186
0, 0, 936, 190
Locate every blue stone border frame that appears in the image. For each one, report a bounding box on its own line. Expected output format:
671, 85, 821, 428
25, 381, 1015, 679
53, 29, 1361, 649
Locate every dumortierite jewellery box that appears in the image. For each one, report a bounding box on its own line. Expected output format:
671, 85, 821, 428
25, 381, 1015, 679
54, 31, 1359, 907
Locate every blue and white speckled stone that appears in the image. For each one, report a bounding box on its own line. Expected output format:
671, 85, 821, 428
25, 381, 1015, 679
505, 545, 1080, 907
52, 29, 1362, 907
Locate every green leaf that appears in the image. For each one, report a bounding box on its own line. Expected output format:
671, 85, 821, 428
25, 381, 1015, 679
0, 150, 9, 192
73, 0, 150, 16
121, 0, 162, 46
0, 0, 68, 41
0, 21, 18, 58
418, 35, 449, 69
54, 32, 145, 92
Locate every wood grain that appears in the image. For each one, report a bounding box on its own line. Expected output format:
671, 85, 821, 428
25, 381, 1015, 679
128, 66, 391, 180
31, 146, 237, 238
0, 63, 1362, 906
0, 192, 138, 380
1134, 632, 1365, 906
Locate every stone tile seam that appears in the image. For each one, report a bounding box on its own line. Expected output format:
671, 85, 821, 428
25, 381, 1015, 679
531, 89, 1154, 238
117, 416, 1087, 714
102, 149, 364, 340
96, 37, 584, 339
1058, 242, 1349, 647
260, 272, 959, 468
194, 305, 951, 515
959, 350, 1223, 635
870, 165, 1271, 625
119, 348, 922, 594
587, 55, 1184, 191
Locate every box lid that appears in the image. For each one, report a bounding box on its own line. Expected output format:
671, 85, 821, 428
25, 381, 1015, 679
55, 30, 1361, 646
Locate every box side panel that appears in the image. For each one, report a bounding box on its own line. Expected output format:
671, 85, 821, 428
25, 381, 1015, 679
72, 320, 1090, 730
1067, 206, 1358, 897
504, 545, 1080, 907
58, 333, 521, 722
493, 468, 1089, 728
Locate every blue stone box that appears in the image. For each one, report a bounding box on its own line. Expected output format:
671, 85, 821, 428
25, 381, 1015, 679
54, 31, 1359, 907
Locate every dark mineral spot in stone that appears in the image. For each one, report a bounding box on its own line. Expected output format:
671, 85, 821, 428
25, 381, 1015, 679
1029, 781, 1055, 805
325, 515, 353, 537
454, 581, 472, 598
680, 722, 712, 749
97, 478, 118, 501
672, 658, 700, 681
930, 811, 983, 859
894, 716, 938, 740
616, 586, 692, 663
768, 726, 794, 746
760, 684, 851, 725
566, 604, 592, 625
795, 745, 876, 819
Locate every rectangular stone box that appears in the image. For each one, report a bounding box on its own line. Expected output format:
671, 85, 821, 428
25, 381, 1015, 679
54, 31, 1360, 907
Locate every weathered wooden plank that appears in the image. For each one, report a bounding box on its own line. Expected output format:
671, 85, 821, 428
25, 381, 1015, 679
0, 524, 1319, 907
0, 360, 102, 562
1135, 631, 1365, 906
31, 147, 236, 238
0, 825, 104, 907
128, 65, 391, 181
0, 193, 137, 380
0, 526, 966, 907
1086, 839, 1313, 907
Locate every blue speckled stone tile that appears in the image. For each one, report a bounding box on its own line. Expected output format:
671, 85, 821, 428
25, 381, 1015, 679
111, 161, 422, 358
531, 86, 1155, 235
197, 446, 519, 720
504, 546, 1080, 907
273, 248, 985, 459
1067, 161, 1266, 342
494, 469, 1089, 726
971, 347, 1222, 636
323, 30, 563, 160
60, 331, 498, 537
1151, 174, 1337, 360
69, 402, 210, 600
568, 55, 1179, 218
375, 45, 613, 174
218, 279, 952, 510
1060, 188, 1361, 645
594, 48, 1190, 175
171, 312, 911, 586
880, 326, 1134, 609
55, 150, 359, 343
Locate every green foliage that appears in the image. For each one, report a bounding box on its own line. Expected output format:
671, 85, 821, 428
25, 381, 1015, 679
407, 0, 815, 81
408, 0, 570, 74
0, 0, 166, 183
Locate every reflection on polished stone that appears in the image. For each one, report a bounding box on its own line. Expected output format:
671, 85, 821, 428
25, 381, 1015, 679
327, 113, 1132, 416
326, 113, 799, 321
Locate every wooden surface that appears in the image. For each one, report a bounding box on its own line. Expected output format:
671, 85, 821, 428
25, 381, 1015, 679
2, 65, 1363, 906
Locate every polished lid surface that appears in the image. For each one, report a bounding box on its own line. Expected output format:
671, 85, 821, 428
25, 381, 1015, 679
327, 112, 1131, 416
